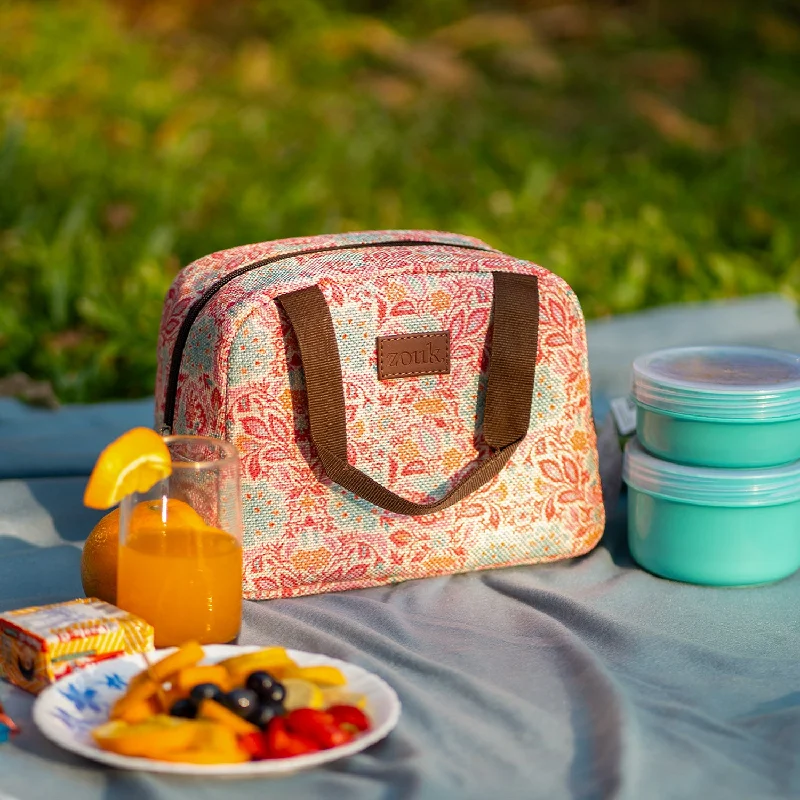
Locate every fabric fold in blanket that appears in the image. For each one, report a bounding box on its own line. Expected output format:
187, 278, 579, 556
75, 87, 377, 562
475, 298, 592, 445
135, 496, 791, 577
0, 294, 798, 799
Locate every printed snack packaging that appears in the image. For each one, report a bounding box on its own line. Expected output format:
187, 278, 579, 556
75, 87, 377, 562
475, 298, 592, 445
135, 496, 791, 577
0, 598, 154, 694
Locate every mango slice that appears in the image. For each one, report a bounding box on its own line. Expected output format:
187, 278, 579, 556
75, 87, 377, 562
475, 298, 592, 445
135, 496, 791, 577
113, 696, 162, 724
197, 699, 259, 735
93, 716, 200, 757
159, 721, 248, 763
110, 679, 162, 719
174, 665, 229, 693
282, 665, 346, 686
158, 748, 250, 764
218, 647, 293, 677
145, 641, 205, 683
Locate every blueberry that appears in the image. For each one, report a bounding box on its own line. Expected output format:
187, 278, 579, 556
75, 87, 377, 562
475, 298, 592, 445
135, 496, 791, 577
224, 688, 259, 718
189, 683, 225, 704
246, 671, 278, 697
246, 671, 286, 704
170, 698, 197, 719
268, 682, 286, 704
247, 701, 284, 729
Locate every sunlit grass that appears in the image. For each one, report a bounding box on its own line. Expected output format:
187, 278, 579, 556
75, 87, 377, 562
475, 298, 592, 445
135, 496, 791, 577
1, 0, 798, 401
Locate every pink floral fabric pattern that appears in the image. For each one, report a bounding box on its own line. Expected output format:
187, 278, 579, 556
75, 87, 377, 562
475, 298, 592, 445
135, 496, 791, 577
156, 231, 605, 599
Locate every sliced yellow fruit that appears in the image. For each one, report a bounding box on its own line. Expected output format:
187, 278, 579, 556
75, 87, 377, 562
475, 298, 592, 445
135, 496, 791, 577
83, 427, 172, 510
109, 679, 162, 720
145, 641, 205, 683
197, 699, 259, 735
112, 642, 204, 718
282, 664, 347, 686
218, 647, 293, 676
281, 678, 325, 711
192, 721, 240, 750
227, 665, 293, 687
114, 696, 162, 724
156, 720, 247, 763
320, 687, 369, 710
92, 716, 199, 758
162, 686, 188, 709
158, 747, 250, 764
174, 665, 229, 693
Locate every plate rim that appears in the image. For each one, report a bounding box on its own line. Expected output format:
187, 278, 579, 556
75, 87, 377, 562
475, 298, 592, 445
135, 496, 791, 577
32, 644, 402, 777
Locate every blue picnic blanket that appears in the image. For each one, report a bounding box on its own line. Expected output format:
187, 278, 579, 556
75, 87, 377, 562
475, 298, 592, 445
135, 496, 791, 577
1, 295, 798, 800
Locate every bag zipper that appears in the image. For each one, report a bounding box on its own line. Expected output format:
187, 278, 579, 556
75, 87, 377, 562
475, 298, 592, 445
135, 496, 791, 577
160, 238, 492, 434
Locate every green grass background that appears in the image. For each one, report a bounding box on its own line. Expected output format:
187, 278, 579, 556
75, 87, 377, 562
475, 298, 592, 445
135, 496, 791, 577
1, 0, 798, 402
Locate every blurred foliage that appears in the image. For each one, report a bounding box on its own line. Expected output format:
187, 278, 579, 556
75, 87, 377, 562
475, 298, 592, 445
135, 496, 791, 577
1, 0, 799, 401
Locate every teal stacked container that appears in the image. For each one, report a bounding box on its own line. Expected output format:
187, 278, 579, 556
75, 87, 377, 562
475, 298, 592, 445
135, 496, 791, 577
622, 346, 800, 586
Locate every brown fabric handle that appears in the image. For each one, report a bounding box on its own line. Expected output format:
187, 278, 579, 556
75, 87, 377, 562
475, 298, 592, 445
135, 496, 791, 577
276, 271, 539, 516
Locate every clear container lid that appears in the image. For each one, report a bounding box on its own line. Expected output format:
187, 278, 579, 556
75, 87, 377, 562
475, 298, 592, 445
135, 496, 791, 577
623, 437, 800, 507
631, 346, 800, 421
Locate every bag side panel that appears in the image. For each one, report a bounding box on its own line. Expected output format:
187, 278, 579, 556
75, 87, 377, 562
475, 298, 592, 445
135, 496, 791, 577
520, 269, 604, 560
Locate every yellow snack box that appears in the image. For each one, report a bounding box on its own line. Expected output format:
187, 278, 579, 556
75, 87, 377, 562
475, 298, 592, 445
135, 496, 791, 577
0, 598, 154, 695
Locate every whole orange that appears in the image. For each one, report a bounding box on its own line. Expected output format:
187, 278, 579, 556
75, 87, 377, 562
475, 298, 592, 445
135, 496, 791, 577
81, 499, 208, 605
81, 507, 122, 604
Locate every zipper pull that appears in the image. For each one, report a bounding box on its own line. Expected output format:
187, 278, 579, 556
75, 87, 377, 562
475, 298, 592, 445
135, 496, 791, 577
159, 424, 172, 437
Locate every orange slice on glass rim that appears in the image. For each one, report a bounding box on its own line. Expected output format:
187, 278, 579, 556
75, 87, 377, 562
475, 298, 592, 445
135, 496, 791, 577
83, 427, 172, 510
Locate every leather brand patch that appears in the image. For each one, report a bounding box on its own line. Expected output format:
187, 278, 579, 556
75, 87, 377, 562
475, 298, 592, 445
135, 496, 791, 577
377, 331, 450, 380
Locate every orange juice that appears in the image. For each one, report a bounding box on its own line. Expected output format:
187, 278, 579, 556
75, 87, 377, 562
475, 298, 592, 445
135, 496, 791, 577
117, 525, 242, 647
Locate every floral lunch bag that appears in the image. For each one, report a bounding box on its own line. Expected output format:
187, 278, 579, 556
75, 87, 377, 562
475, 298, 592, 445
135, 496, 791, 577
155, 230, 605, 600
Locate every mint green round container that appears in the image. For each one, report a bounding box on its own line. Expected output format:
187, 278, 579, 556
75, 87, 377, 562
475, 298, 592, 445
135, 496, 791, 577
632, 346, 800, 468
623, 438, 800, 586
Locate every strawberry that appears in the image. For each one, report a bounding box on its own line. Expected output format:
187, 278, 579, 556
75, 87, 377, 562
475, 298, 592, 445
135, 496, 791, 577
327, 705, 371, 733
285, 708, 353, 749
237, 731, 271, 761
264, 717, 320, 758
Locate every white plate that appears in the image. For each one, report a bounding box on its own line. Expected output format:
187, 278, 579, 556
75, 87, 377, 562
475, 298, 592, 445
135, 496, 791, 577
32, 644, 401, 777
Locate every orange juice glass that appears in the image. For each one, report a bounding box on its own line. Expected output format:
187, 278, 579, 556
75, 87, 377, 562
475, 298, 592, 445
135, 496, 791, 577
117, 436, 243, 647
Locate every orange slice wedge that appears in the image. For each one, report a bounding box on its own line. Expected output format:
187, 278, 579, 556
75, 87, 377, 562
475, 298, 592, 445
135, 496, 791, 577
84, 427, 172, 509
281, 678, 325, 711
